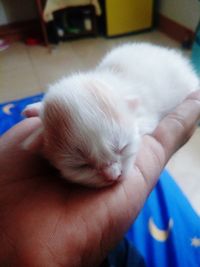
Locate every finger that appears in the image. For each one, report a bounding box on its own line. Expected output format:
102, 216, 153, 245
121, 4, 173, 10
153, 90, 200, 161
0, 117, 42, 149
0, 118, 48, 180
134, 90, 200, 190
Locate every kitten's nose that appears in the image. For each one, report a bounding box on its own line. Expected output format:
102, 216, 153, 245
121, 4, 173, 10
102, 162, 122, 182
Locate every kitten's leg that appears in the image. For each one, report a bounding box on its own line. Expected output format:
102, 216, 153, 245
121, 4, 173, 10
22, 102, 43, 117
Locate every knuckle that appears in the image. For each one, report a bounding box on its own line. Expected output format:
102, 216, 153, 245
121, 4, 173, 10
167, 112, 188, 132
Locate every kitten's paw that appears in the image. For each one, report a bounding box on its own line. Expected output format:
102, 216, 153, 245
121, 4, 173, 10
22, 102, 43, 118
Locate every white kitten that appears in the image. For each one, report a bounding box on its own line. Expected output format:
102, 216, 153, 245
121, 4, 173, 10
23, 43, 199, 187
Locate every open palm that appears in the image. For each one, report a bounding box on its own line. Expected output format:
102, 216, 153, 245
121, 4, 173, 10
0, 91, 200, 267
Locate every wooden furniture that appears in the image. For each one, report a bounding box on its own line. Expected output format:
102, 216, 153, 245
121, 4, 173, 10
53, 5, 97, 40
34, 0, 97, 46
35, 0, 49, 46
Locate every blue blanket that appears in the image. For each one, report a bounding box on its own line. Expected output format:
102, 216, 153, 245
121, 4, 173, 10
0, 94, 200, 266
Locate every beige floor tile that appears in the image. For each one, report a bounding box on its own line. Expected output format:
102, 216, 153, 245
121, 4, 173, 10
0, 42, 31, 72
104, 31, 180, 49
0, 66, 40, 102
0, 31, 195, 96
27, 42, 85, 88
70, 37, 113, 68
0, 30, 183, 102
167, 128, 200, 215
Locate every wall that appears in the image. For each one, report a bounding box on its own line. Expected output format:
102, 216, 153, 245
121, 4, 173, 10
159, 0, 200, 31
0, 0, 37, 25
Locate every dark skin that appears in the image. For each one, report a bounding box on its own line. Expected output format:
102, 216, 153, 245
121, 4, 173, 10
0, 91, 200, 267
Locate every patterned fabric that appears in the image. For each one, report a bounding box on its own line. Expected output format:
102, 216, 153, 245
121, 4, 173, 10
0, 94, 200, 267
126, 170, 200, 267
0, 94, 43, 135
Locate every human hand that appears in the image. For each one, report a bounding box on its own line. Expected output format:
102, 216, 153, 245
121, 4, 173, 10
0, 91, 200, 267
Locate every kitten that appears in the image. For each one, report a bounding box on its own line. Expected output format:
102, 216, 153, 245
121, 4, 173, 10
23, 43, 199, 187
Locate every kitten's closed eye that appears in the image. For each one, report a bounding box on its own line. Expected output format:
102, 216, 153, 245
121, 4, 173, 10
115, 144, 137, 162
75, 149, 93, 169
77, 163, 92, 169
117, 144, 129, 154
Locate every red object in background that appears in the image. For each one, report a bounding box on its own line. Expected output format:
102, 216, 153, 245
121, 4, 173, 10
25, 37, 41, 46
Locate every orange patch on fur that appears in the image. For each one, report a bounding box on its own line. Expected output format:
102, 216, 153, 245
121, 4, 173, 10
42, 98, 73, 158
84, 79, 121, 122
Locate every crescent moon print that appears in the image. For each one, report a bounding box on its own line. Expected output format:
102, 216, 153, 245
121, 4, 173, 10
148, 217, 173, 242
2, 103, 14, 115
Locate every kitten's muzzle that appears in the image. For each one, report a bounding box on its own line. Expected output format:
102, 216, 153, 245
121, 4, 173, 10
100, 162, 122, 182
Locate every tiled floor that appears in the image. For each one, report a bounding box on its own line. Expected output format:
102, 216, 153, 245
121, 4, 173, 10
0, 30, 199, 214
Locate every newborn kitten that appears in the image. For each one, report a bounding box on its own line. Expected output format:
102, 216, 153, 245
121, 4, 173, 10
23, 43, 199, 187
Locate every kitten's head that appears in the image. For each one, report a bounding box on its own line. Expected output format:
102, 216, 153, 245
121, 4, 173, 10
41, 74, 140, 187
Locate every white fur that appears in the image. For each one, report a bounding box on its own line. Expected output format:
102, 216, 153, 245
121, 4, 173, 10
24, 43, 199, 187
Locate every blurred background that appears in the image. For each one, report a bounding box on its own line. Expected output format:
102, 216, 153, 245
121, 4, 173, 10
0, 0, 200, 216
1, 0, 200, 100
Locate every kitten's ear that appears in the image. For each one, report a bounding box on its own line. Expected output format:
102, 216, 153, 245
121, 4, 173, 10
21, 127, 44, 153
125, 95, 140, 111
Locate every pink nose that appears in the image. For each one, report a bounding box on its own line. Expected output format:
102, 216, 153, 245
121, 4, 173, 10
101, 162, 122, 182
